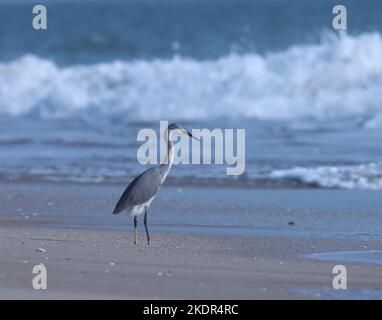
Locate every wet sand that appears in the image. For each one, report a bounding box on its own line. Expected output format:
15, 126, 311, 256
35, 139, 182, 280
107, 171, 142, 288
0, 183, 382, 299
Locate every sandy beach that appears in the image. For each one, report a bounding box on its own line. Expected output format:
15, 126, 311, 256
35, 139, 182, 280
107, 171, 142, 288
1, 182, 381, 299
1, 0, 382, 302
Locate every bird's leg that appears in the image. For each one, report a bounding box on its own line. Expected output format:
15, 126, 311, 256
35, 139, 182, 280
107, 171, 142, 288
144, 207, 150, 245
133, 215, 138, 245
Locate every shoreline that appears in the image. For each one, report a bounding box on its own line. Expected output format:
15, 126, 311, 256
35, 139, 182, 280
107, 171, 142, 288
1, 182, 382, 240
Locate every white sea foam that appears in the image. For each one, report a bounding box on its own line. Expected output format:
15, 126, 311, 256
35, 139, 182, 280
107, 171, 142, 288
270, 162, 382, 190
1, 32, 382, 123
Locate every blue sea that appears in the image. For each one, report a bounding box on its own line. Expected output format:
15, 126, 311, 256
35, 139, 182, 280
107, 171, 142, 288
1, 0, 382, 189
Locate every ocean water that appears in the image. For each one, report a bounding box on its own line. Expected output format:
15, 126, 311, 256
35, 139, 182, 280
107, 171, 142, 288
1, 0, 382, 189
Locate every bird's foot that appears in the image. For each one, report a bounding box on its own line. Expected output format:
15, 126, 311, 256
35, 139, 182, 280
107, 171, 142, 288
134, 232, 138, 245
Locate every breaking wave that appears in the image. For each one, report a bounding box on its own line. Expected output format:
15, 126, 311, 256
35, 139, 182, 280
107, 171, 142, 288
270, 162, 382, 190
1, 32, 382, 125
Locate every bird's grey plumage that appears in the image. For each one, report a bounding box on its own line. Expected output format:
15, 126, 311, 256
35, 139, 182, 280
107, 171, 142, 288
112, 166, 164, 215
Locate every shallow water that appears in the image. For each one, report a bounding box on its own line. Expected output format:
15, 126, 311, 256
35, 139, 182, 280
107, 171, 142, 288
1, 117, 381, 189
304, 250, 382, 265
294, 288, 382, 300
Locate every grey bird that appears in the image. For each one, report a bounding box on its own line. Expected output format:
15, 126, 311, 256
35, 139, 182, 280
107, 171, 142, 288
112, 123, 199, 244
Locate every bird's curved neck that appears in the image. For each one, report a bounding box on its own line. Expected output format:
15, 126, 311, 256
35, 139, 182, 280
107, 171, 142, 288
160, 134, 174, 180
158, 135, 174, 183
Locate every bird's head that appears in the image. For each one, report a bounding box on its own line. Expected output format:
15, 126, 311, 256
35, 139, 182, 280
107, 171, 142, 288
167, 123, 200, 141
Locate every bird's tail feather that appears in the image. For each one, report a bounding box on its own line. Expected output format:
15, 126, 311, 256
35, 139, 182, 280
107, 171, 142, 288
112, 202, 124, 215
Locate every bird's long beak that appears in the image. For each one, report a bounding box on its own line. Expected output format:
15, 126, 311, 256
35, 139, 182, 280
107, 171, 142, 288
185, 129, 200, 141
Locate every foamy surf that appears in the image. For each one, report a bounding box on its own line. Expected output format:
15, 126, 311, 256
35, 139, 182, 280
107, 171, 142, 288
1, 32, 382, 125
1, 158, 382, 190
270, 162, 382, 190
